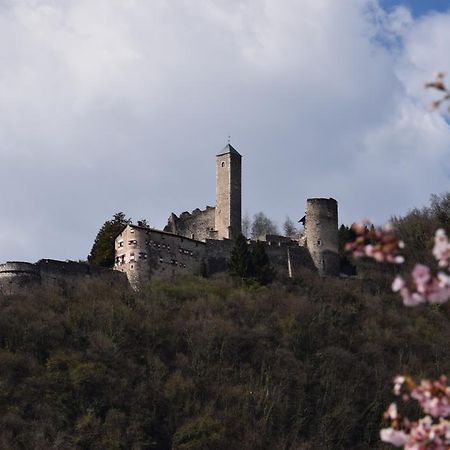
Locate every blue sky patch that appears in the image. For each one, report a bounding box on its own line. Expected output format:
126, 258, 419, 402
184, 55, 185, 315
380, 0, 450, 17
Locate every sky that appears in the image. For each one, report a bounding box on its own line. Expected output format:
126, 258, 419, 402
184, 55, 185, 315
1, 0, 450, 262
381, 0, 450, 17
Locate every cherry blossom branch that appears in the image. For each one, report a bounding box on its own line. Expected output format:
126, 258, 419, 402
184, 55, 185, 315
345, 220, 405, 264
380, 376, 450, 449
425, 72, 450, 112
392, 229, 450, 307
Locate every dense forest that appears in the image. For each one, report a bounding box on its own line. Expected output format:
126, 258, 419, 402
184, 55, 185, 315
0, 195, 449, 449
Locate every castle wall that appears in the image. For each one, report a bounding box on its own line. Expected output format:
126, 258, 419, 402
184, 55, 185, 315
115, 224, 321, 289
164, 206, 217, 241
0, 260, 126, 295
36, 259, 126, 288
204, 239, 235, 275
0, 262, 41, 295
265, 245, 316, 277
115, 225, 207, 289
304, 198, 339, 276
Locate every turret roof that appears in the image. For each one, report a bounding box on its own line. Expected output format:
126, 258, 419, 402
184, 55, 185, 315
216, 144, 242, 157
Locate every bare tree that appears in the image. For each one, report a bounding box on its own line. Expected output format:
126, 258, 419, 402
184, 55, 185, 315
251, 212, 279, 240
242, 212, 251, 238
283, 216, 298, 238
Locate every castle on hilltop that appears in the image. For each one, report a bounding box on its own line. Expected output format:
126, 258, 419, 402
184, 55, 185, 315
0, 144, 340, 294
114, 144, 340, 289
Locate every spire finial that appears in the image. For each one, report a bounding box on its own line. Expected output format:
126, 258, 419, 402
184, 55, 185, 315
227, 135, 231, 144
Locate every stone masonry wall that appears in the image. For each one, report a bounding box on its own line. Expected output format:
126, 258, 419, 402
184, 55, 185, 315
164, 206, 216, 242
115, 225, 207, 289
116, 225, 320, 288
0, 262, 41, 295
0, 260, 126, 295
304, 198, 339, 276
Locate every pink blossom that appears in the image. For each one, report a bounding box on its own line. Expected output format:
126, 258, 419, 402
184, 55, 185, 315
433, 229, 450, 268
382, 376, 450, 449
380, 428, 408, 447
392, 264, 450, 306
392, 277, 406, 292
346, 221, 405, 264
405, 416, 450, 450
412, 264, 432, 292
411, 377, 450, 419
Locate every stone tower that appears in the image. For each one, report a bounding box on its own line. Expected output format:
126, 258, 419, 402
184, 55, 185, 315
215, 144, 242, 239
304, 198, 339, 276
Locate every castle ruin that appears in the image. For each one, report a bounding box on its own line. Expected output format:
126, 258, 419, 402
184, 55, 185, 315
0, 144, 341, 293
114, 144, 340, 289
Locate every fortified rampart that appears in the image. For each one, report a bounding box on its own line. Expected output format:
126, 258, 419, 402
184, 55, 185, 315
0, 259, 127, 295
0, 262, 41, 295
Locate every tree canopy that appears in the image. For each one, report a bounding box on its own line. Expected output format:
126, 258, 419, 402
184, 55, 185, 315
88, 212, 132, 267
228, 234, 252, 279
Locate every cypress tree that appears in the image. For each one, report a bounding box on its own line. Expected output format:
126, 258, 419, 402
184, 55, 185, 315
228, 234, 252, 279
251, 241, 275, 285
88, 212, 132, 268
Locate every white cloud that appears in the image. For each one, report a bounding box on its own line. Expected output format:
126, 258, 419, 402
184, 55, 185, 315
0, 0, 449, 261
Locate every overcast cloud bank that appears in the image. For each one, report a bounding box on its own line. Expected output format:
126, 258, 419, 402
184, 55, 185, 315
0, 0, 449, 261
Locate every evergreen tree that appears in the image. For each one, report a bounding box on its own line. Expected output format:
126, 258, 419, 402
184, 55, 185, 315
88, 212, 132, 267
338, 224, 356, 252
137, 219, 150, 228
251, 241, 275, 285
228, 234, 252, 279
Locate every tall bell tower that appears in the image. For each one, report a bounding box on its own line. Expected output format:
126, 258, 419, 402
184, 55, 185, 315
215, 144, 242, 239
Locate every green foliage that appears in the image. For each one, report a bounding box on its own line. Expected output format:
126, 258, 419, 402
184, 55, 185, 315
0, 275, 448, 449
338, 224, 355, 252
228, 234, 252, 279
229, 237, 274, 285
172, 415, 224, 450
88, 212, 132, 268
0, 274, 448, 449
251, 241, 275, 285
391, 192, 450, 269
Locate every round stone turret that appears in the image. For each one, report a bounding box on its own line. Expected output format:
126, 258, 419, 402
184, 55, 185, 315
304, 198, 339, 276
0, 262, 41, 294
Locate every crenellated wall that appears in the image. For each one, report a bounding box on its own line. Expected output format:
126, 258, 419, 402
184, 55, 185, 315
164, 206, 217, 241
